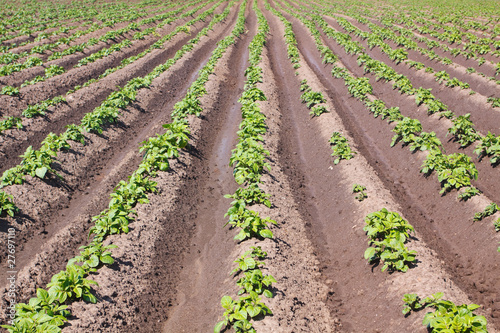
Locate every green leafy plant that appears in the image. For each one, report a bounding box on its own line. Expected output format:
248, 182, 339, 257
421, 151, 478, 194
44, 65, 65, 78
1, 85, 19, 96
474, 132, 500, 165
0, 116, 23, 133
310, 105, 328, 117
447, 114, 480, 147
345, 76, 373, 100
19, 146, 61, 180
215, 294, 272, 333
231, 246, 267, 275
300, 90, 326, 108
391, 117, 422, 147
2, 288, 70, 333
0, 191, 18, 217
457, 187, 481, 202
329, 132, 356, 164
364, 208, 416, 272
68, 242, 117, 273
473, 202, 499, 222
47, 264, 98, 304
402, 292, 487, 332
225, 207, 276, 241
409, 131, 443, 152
352, 184, 367, 201
487, 97, 500, 108
225, 183, 271, 208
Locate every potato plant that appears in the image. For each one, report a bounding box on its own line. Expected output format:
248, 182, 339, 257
403, 292, 487, 332
329, 132, 356, 164
217, 4, 276, 332
352, 184, 367, 201
0, 191, 18, 217
363, 208, 417, 272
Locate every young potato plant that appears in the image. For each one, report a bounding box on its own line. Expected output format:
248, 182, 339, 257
299, 80, 329, 117
352, 184, 367, 201
19, 145, 61, 180
457, 186, 481, 202
216, 246, 274, 333
231, 246, 267, 275
421, 151, 478, 195
0, 117, 22, 134
414, 88, 447, 114
403, 292, 487, 332
225, 206, 276, 241
365, 99, 403, 123
1, 288, 70, 332
473, 202, 499, 222
232, 247, 276, 297
447, 113, 480, 147
474, 132, 500, 165
215, 293, 272, 333
487, 97, 500, 108
409, 131, 443, 152
390, 117, 422, 147
0, 85, 19, 96
329, 132, 356, 164
0, 191, 18, 217
225, 183, 271, 208
301, 90, 326, 108
68, 242, 117, 273
345, 76, 373, 100
22, 96, 66, 118
47, 264, 98, 304
364, 208, 416, 272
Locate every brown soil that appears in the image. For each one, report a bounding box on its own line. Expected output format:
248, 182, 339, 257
2, 0, 500, 332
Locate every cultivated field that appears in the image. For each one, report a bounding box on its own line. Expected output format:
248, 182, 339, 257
0, 0, 499, 332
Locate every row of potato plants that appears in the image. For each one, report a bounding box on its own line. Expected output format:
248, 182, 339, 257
325, 0, 500, 238
4, 1, 197, 89
0, 0, 209, 93
311, 14, 500, 196
0, 0, 227, 215
0, 0, 137, 33
379, 16, 500, 61
280, 0, 480, 199
280, 0, 491, 329
0, 0, 108, 46
0, 4, 174, 76
216, 3, 276, 332
0, 0, 216, 135
303, 0, 500, 100
355, 10, 500, 63
349, 16, 500, 89
1, 2, 242, 332
272, 0, 416, 274
331, 0, 499, 40
372, 7, 500, 57
0, 1, 165, 65
332, 16, 476, 91
309, 15, 485, 197
323, 15, 500, 171
310, 1, 500, 85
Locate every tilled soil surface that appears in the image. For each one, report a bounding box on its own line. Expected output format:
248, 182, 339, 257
1, 0, 500, 332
